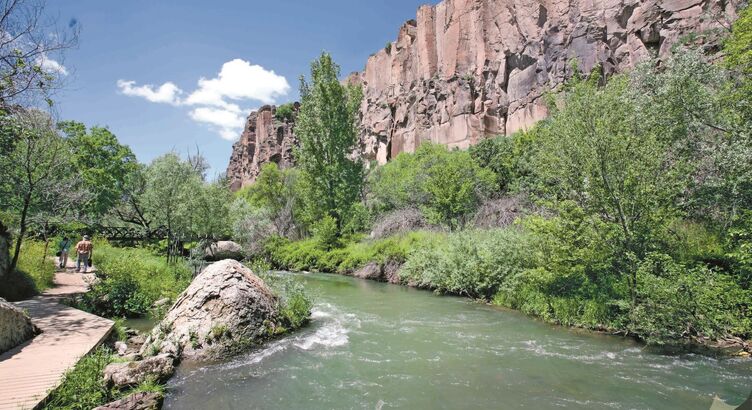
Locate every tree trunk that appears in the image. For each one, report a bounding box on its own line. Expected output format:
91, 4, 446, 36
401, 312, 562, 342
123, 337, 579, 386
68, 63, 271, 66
10, 194, 31, 272
0, 222, 11, 279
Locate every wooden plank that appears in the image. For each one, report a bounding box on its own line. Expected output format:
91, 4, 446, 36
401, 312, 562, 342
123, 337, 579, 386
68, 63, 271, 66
0, 269, 113, 410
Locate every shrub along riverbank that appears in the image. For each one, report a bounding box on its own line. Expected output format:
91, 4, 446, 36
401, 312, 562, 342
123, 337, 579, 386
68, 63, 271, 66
242, 39, 752, 352
49, 243, 313, 409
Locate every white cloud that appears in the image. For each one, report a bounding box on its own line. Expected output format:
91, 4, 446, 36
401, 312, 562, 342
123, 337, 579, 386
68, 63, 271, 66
185, 59, 290, 106
117, 80, 182, 105
38, 55, 68, 76
188, 106, 246, 141
117, 59, 289, 140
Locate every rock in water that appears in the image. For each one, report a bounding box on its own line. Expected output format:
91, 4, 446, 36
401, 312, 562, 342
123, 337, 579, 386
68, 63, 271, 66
93, 391, 163, 410
0, 297, 38, 354
141, 260, 279, 360
103, 354, 175, 388
204, 240, 245, 261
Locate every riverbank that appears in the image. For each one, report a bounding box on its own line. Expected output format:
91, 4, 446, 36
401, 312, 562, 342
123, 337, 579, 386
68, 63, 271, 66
164, 272, 752, 409
261, 230, 752, 357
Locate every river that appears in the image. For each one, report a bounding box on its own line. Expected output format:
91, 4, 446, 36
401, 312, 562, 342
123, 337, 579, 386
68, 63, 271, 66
163, 272, 751, 409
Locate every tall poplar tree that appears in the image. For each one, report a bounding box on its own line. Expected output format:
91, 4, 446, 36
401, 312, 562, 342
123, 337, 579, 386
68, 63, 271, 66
295, 52, 363, 233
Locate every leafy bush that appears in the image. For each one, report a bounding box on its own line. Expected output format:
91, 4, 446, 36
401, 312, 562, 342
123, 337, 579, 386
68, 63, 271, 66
76, 241, 192, 318
264, 230, 439, 275
275, 103, 295, 122
629, 253, 752, 343
260, 273, 313, 330
368, 143, 495, 230
400, 228, 534, 299
312, 215, 339, 250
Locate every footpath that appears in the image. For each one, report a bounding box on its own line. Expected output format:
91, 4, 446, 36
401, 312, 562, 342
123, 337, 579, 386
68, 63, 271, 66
0, 258, 113, 410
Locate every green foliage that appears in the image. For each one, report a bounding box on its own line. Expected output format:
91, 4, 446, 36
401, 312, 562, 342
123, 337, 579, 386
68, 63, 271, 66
400, 228, 534, 299
368, 143, 495, 230
58, 121, 138, 216
142, 153, 202, 240
76, 241, 191, 318
274, 103, 295, 122
312, 215, 339, 250
259, 273, 313, 330
295, 52, 364, 232
724, 4, 752, 121
15, 239, 55, 291
629, 253, 752, 343
264, 230, 438, 274
43, 347, 114, 410
469, 132, 538, 194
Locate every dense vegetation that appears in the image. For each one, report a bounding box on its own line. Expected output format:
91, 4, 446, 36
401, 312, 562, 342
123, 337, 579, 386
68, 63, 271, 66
230, 30, 752, 348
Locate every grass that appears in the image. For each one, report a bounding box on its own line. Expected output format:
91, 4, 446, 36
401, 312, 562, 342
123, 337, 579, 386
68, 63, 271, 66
43, 347, 114, 410
43, 346, 166, 410
264, 230, 443, 274
1, 239, 56, 301
71, 240, 193, 318
16, 239, 55, 291
93, 240, 192, 303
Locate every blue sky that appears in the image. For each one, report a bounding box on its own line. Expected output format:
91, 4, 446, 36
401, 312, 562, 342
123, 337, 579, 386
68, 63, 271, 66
48, 1, 434, 177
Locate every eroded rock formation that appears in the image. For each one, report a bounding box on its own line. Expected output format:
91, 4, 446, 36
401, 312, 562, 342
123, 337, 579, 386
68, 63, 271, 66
140, 260, 279, 360
227, 0, 739, 186
353, 0, 739, 164
227, 104, 298, 190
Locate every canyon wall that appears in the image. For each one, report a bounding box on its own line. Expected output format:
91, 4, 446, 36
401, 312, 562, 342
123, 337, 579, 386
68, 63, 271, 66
227, 104, 298, 191
354, 0, 738, 164
228, 0, 738, 188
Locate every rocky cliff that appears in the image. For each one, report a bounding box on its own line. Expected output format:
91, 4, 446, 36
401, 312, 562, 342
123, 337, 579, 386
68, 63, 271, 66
354, 0, 738, 164
227, 104, 298, 190
228, 0, 739, 187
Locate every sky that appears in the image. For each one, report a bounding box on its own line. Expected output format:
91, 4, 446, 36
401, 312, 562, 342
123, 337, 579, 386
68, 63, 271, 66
47, 1, 435, 177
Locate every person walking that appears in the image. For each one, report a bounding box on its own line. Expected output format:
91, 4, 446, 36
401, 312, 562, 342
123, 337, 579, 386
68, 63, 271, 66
57, 236, 71, 269
75, 235, 93, 273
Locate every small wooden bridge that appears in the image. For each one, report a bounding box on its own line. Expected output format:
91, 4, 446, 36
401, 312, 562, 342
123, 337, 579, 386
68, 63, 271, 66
0, 260, 114, 410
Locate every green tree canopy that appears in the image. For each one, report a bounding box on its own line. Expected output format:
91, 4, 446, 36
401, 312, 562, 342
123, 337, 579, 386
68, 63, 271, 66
58, 121, 138, 217
295, 52, 364, 233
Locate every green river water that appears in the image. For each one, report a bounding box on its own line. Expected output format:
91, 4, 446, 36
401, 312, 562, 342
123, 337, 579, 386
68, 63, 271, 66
163, 272, 751, 409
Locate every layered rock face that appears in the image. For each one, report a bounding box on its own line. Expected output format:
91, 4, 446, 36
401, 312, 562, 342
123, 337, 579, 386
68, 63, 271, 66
227, 0, 738, 185
227, 104, 298, 190
353, 0, 738, 164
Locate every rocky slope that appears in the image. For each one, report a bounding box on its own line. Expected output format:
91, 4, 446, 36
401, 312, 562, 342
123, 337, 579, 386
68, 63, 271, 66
227, 0, 739, 187
227, 104, 298, 190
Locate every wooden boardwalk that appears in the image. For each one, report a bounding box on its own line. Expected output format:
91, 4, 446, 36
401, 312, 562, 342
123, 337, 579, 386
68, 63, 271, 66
0, 259, 113, 410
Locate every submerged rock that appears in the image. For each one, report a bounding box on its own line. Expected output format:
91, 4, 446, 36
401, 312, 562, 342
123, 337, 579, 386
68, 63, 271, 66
140, 260, 279, 360
103, 353, 175, 388
352, 259, 403, 284
204, 241, 245, 261
0, 297, 38, 354
94, 391, 163, 410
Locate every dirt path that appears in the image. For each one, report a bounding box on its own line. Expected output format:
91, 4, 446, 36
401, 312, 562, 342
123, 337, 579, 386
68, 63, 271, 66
0, 258, 113, 409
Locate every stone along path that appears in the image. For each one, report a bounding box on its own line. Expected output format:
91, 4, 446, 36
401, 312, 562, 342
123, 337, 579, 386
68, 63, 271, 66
0, 258, 113, 410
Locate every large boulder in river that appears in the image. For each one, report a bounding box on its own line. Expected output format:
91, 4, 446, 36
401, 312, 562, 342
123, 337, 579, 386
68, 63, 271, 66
0, 297, 38, 354
140, 260, 279, 360
204, 240, 245, 261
